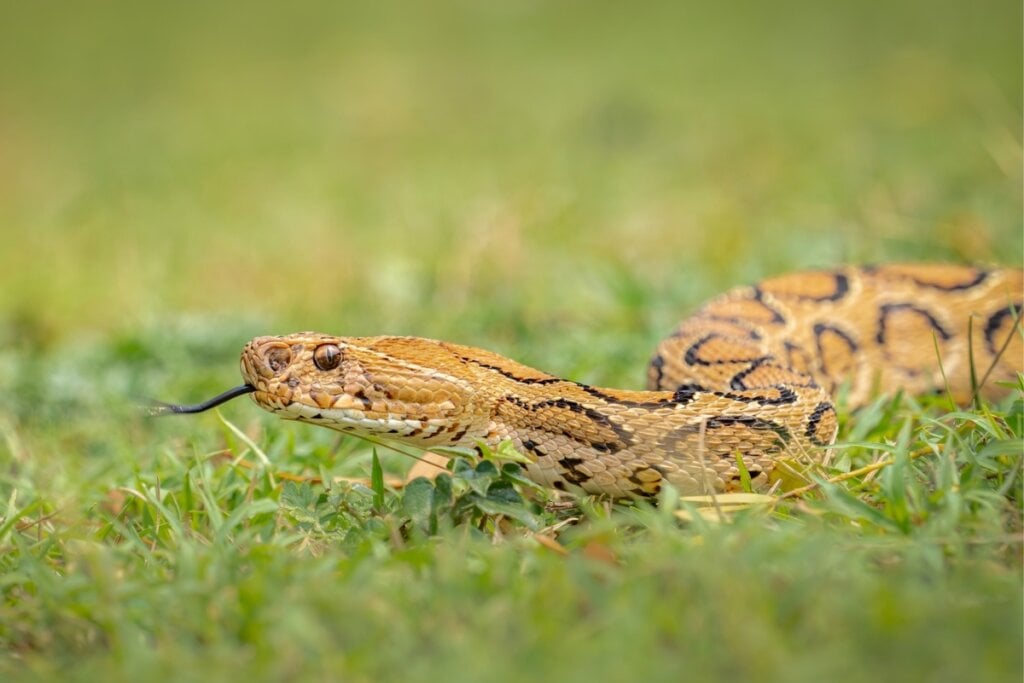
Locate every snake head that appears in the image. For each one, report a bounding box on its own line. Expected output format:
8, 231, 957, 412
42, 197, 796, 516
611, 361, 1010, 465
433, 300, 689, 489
240, 333, 478, 444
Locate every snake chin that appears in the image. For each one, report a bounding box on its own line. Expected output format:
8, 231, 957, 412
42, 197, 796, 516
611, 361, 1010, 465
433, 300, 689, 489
269, 398, 444, 440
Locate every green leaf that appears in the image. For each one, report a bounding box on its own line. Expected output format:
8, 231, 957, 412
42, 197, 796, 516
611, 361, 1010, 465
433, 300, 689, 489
427, 445, 479, 460
451, 458, 476, 477
433, 473, 453, 508
280, 481, 317, 510
880, 419, 913, 532
485, 479, 523, 506
469, 494, 542, 531
500, 463, 548, 494
733, 451, 753, 493
453, 459, 499, 496
485, 440, 533, 465
371, 449, 386, 512
1006, 398, 1024, 438
214, 499, 279, 544
0, 498, 44, 544
474, 460, 499, 477
818, 481, 904, 534
401, 477, 436, 523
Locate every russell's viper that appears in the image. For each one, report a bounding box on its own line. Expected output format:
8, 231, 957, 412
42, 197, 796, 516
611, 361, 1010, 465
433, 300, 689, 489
155, 264, 1022, 497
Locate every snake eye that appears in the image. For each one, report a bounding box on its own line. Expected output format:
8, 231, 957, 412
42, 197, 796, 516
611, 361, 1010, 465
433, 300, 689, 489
313, 344, 342, 371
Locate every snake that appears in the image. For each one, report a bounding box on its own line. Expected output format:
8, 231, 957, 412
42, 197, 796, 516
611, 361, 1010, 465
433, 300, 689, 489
155, 264, 1023, 498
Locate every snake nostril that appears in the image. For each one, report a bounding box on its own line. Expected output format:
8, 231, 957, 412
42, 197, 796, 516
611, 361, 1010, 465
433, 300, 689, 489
264, 346, 292, 374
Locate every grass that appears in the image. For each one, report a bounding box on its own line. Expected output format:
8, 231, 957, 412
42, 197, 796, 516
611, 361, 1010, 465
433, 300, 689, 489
0, 1, 1022, 681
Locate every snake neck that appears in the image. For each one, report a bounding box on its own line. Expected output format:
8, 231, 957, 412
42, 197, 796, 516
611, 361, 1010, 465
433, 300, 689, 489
470, 364, 834, 497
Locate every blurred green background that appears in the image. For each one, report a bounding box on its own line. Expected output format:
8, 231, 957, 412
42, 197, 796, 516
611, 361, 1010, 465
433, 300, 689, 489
1, 0, 1020, 348
0, 2, 1021, 681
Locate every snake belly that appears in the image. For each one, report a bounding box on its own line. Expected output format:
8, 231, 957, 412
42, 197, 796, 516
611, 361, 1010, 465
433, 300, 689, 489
239, 264, 1022, 497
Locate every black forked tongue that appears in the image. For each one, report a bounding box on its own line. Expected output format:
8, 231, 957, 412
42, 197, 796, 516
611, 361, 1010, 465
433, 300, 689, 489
147, 384, 256, 416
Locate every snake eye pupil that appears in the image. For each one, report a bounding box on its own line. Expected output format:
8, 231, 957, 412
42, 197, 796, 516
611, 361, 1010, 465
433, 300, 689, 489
313, 344, 342, 371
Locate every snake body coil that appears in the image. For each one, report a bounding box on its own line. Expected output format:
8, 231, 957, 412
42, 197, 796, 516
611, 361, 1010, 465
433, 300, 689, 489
237, 264, 1022, 497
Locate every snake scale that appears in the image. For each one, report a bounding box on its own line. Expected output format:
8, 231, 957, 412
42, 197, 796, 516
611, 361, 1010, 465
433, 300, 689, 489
162, 264, 1023, 498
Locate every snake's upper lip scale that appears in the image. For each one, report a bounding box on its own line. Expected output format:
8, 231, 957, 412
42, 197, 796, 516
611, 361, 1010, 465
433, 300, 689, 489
147, 384, 257, 416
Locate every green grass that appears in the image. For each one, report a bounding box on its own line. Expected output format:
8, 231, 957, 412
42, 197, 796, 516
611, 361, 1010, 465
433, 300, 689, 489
0, 1, 1022, 681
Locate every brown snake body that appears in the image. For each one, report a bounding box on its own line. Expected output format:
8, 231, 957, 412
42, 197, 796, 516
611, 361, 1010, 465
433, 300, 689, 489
186, 264, 1023, 497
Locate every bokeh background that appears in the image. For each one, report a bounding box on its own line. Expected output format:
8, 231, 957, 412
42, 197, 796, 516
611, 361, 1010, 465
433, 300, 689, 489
2, 1, 1020, 348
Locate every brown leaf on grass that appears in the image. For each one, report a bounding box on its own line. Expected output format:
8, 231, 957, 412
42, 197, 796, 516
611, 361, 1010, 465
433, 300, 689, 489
532, 532, 569, 556
404, 451, 451, 483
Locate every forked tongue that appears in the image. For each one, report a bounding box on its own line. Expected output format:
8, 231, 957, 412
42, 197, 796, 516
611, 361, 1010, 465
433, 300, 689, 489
147, 384, 256, 416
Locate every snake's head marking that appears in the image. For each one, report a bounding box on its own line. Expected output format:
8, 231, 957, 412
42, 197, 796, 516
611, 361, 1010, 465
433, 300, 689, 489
240, 333, 481, 445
